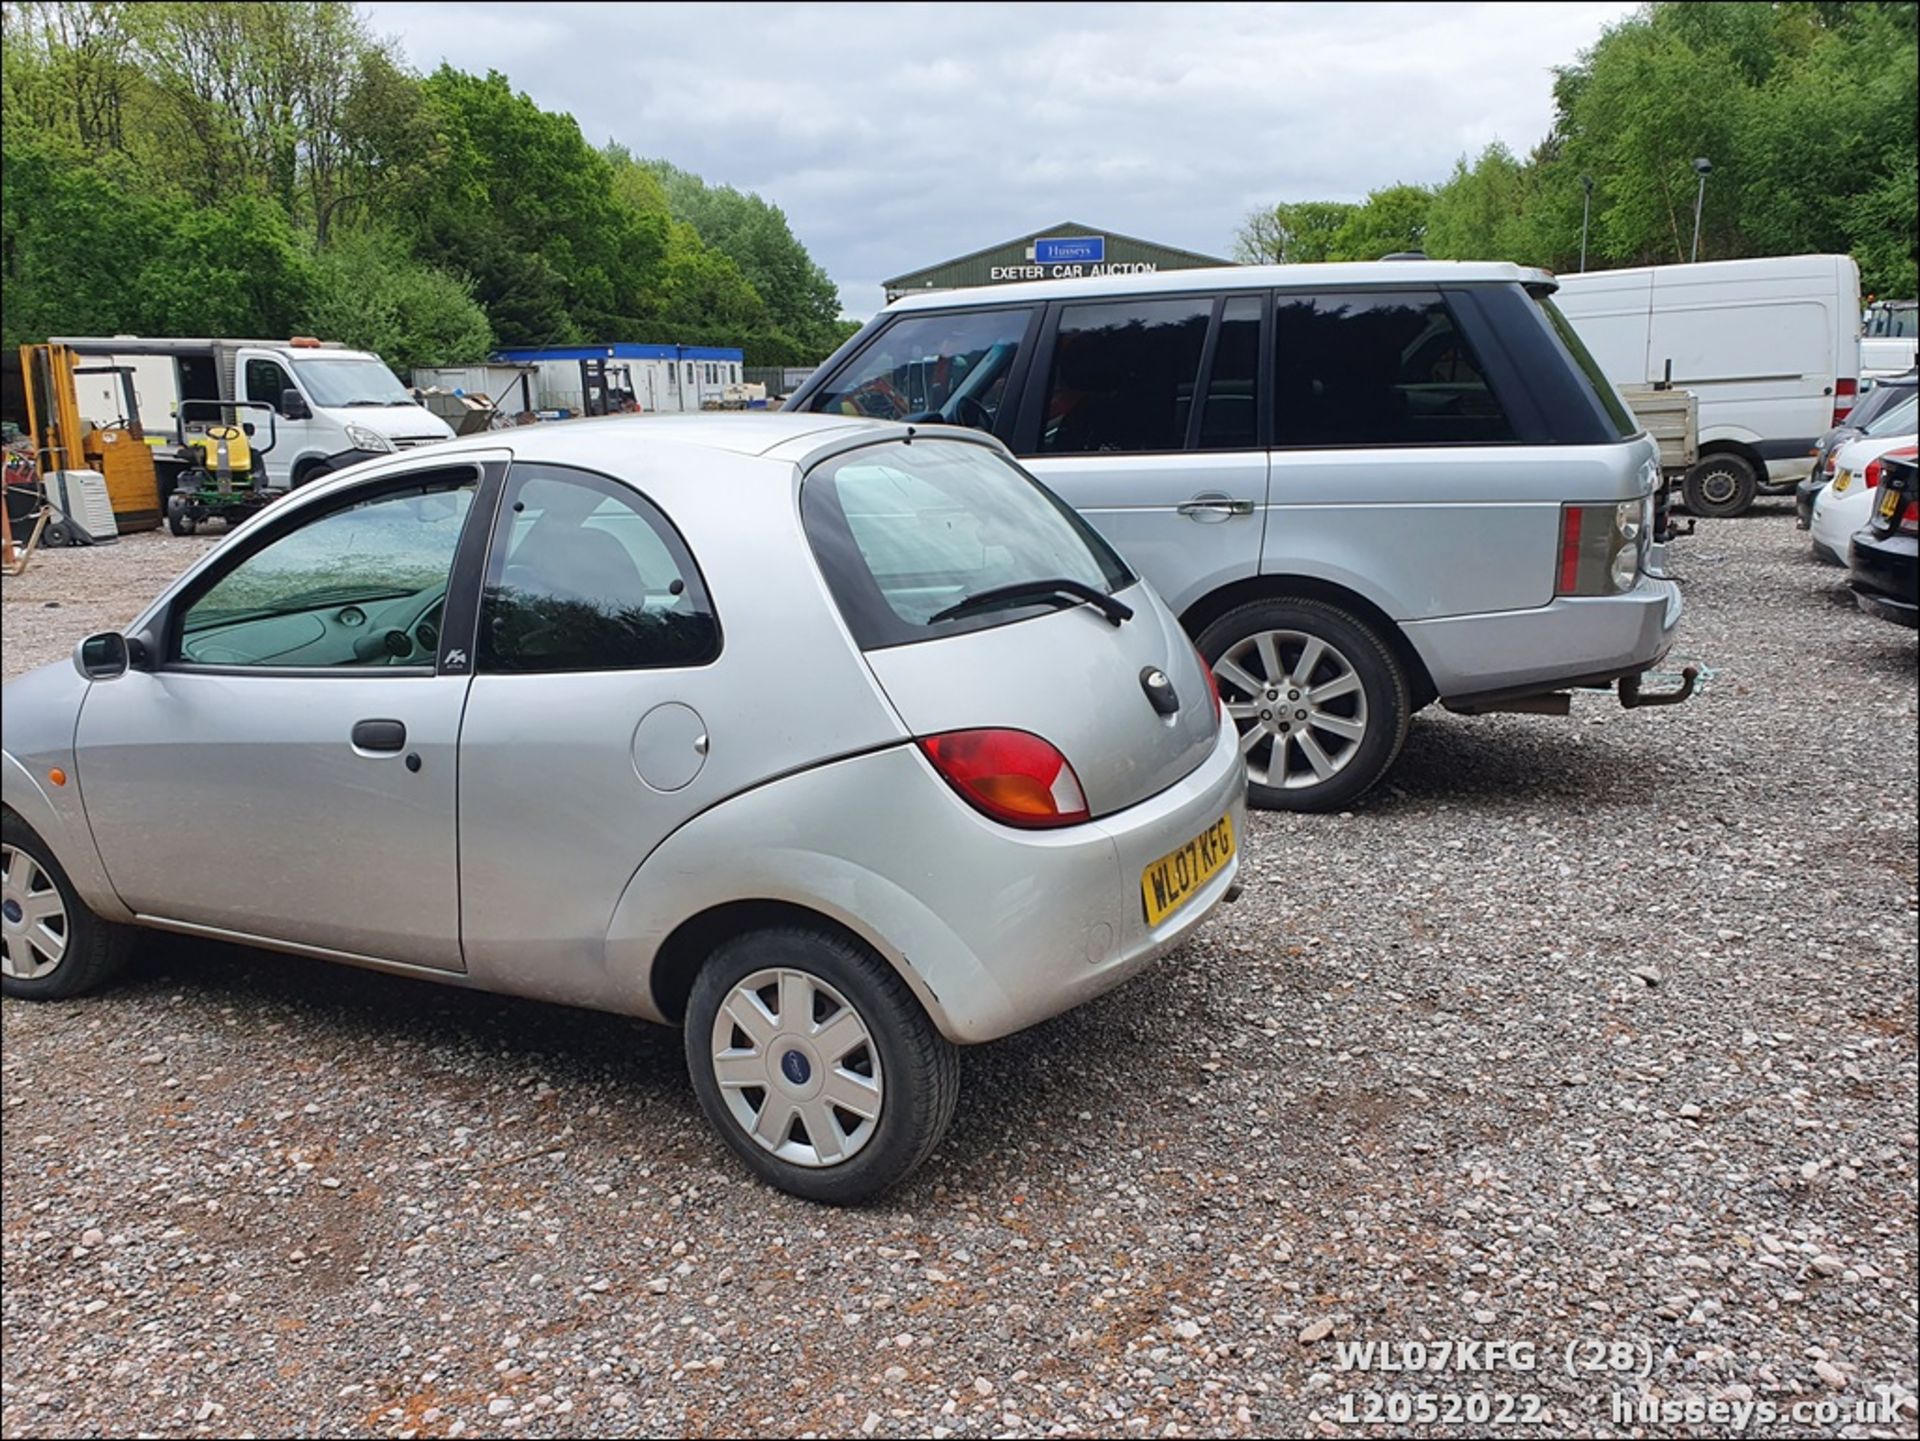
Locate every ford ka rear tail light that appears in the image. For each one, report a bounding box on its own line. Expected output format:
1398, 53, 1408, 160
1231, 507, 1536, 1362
1193, 643, 1222, 728
919, 729, 1090, 828
1862, 456, 1884, 490
1832, 376, 1857, 428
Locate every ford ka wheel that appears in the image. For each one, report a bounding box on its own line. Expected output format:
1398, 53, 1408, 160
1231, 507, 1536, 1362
709, 967, 884, 1168
685, 926, 959, 1204
2, 842, 68, 981
1, 813, 133, 999
1197, 598, 1410, 814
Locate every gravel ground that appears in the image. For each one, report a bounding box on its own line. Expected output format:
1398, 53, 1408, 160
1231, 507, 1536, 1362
3, 507, 1915, 1439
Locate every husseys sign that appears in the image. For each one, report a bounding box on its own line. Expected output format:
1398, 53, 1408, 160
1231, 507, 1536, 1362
990, 235, 1158, 282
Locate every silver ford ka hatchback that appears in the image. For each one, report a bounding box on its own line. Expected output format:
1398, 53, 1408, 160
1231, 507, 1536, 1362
2, 415, 1245, 1202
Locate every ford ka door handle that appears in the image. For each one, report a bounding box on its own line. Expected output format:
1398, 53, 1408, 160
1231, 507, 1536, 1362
1177, 498, 1255, 517
351, 719, 407, 752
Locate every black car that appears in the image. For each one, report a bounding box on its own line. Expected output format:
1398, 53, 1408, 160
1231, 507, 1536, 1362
1799, 372, 1918, 528
1848, 450, 1918, 628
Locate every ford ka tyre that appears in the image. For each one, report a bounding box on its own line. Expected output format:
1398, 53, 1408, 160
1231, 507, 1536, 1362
685, 926, 960, 1204
1197, 598, 1410, 813
2, 812, 133, 999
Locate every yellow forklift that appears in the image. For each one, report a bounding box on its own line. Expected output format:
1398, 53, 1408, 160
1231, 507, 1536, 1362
19, 342, 163, 535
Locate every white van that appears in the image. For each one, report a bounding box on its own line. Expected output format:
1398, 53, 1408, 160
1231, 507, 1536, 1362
54, 336, 456, 491
1552, 255, 1862, 517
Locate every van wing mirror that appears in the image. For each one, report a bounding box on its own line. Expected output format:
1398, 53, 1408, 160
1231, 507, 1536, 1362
280, 388, 312, 420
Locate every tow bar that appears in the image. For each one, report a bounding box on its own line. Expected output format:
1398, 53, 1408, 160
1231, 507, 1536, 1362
1620, 664, 1699, 708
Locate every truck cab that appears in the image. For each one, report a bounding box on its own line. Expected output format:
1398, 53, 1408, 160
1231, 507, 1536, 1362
230, 341, 456, 487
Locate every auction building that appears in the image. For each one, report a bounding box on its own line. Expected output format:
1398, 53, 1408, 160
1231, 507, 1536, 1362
884, 222, 1230, 302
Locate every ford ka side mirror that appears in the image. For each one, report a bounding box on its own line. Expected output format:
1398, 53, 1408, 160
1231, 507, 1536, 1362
73, 626, 155, 680
74, 632, 129, 680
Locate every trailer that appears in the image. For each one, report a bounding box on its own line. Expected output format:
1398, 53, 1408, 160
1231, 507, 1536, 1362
1619, 382, 1698, 540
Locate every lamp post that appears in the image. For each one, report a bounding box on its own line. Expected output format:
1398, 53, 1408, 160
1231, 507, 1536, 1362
1690, 157, 1712, 263
1579, 175, 1594, 272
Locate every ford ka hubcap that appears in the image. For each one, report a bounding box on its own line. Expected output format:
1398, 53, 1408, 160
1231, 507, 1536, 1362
1213, 629, 1369, 790
1, 844, 69, 981
709, 968, 883, 1168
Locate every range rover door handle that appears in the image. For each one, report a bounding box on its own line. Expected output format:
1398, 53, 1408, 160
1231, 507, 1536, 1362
1177, 498, 1255, 517
351, 719, 407, 752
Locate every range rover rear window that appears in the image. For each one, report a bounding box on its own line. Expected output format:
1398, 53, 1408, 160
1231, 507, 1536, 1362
1533, 294, 1639, 440
1272, 291, 1515, 447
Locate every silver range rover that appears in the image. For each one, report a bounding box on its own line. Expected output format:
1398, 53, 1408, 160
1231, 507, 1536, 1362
790, 259, 1695, 812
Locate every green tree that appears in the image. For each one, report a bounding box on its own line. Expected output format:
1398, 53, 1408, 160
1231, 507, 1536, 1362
305, 231, 492, 375
0, 134, 168, 346
1, 0, 141, 152
651, 220, 770, 341
1234, 201, 1356, 263
137, 193, 314, 335
1424, 144, 1530, 261
1329, 184, 1433, 260
638, 155, 847, 351
402, 67, 669, 346
124, 1, 375, 216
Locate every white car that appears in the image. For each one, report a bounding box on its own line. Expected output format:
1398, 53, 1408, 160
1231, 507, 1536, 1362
1812, 430, 1919, 564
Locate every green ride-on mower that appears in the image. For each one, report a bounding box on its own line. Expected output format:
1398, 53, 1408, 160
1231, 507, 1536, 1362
163, 399, 278, 536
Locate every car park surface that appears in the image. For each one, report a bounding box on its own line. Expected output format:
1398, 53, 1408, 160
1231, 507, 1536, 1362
3, 497, 1913, 1438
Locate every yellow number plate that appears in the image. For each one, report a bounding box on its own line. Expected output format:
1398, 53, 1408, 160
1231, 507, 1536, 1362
1879, 483, 1902, 520
1832, 468, 1852, 495
1141, 814, 1235, 926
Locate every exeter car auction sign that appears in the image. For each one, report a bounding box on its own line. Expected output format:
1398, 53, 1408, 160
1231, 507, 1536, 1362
991, 236, 1160, 281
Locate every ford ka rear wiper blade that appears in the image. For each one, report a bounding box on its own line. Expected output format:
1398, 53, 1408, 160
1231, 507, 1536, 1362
928, 578, 1132, 627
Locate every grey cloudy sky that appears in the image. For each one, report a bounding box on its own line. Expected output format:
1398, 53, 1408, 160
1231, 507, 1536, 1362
365, 1, 1637, 318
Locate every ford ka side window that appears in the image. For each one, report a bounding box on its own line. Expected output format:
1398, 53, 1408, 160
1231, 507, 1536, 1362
812, 309, 1031, 431
479, 466, 719, 674
1273, 292, 1515, 447
176, 481, 476, 668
